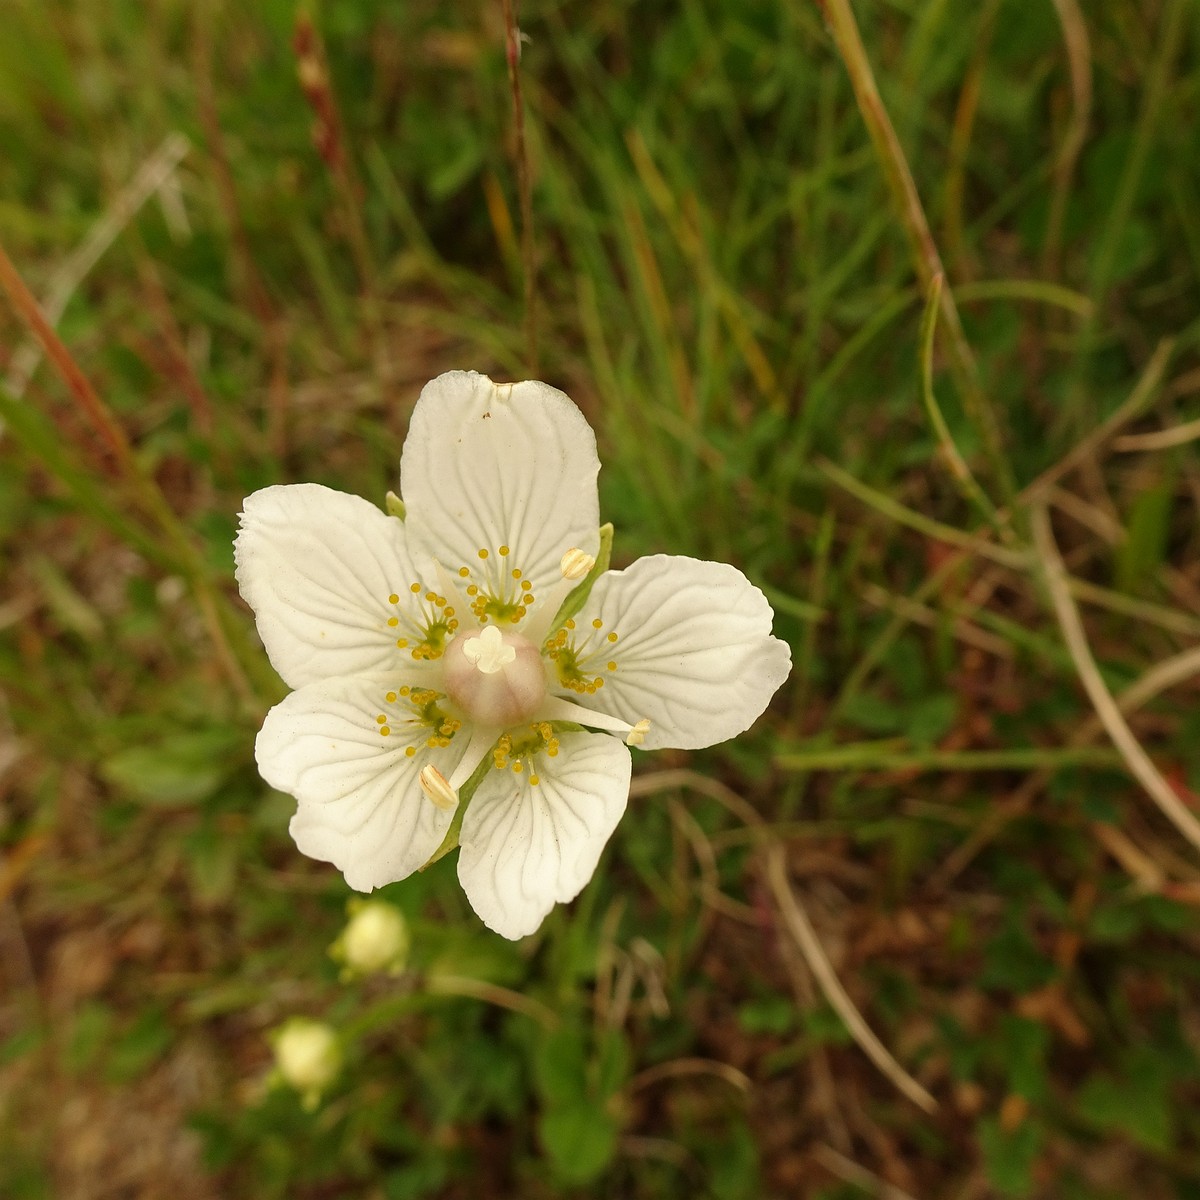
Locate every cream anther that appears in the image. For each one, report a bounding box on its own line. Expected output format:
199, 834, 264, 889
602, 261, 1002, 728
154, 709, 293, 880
418, 764, 458, 811
626, 719, 651, 747
560, 548, 595, 581
461, 625, 516, 674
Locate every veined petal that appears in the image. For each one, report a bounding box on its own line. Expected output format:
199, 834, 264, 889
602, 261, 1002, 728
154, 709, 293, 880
235, 484, 436, 690
256, 674, 467, 890
456, 731, 631, 939
563, 555, 791, 750
400, 371, 601, 609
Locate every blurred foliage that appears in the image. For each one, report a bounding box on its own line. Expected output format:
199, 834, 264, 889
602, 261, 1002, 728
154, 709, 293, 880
1, 0, 1200, 1197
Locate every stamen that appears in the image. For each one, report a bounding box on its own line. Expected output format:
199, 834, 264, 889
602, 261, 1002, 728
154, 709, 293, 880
560, 548, 594, 581
626, 719, 651, 747
419, 765, 457, 811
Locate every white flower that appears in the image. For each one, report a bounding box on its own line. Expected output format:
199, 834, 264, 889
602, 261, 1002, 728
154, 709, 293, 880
271, 1017, 342, 1109
235, 371, 791, 939
332, 898, 410, 977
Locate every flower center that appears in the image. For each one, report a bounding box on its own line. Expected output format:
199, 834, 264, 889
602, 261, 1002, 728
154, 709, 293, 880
442, 625, 546, 727
460, 625, 516, 674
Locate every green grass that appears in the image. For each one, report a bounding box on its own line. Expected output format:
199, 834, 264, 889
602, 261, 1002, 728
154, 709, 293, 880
2, 0, 1200, 1196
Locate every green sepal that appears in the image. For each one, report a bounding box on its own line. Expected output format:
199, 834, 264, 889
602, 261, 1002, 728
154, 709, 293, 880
418, 749, 492, 870
385, 491, 406, 519
548, 523, 613, 632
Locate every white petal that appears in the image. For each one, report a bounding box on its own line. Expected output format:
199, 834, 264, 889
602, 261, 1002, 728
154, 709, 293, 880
400, 371, 601, 602
256, 674, 467, 890
456, 731, 630, 939
235, 484, 434, 690
565, 555, 792, 750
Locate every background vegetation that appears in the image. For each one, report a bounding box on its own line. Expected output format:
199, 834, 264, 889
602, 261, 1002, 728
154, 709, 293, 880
2, 0, 1199, 1195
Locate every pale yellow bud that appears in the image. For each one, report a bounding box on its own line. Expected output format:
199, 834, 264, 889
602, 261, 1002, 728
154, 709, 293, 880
272, 1018, 341, 1109
338, 900, 410, 976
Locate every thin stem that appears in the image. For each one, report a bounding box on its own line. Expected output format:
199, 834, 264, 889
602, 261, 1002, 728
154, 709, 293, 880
1019, 338, 1174, 502
0, 237, 266, 705
1043, 0, 1092, 278
814, 0, 1015, 506
426, 972, 558, 1028
502, 0, 538, 375
1, 132, 190, 406
918, 274, 1006, 535
0, 241, 136, 473
933, 641, 1200, 888
777, 744, 1120, 773
766, 845, 938, 1114
293, 12, 385, 374
1031, 505, 1200, 856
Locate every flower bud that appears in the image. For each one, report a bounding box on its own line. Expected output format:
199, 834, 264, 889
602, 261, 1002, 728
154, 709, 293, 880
333, 899, 411, 977
271, 1018, 341, 1109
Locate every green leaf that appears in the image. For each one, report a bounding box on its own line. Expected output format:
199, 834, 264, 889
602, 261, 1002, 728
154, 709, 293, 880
980, 919, 1056, 992
1116, 480, 1173, 593
64, 1002, 113, 1076
840, 691, 905, 735
594, 1029, 632, 1098
904, 693, 958, 746
102, 728, 244, 806
1077, 1054, 1174, 1151
1000, 1017, 1049, 1102
706, 1123, 760, 1200
107, 1008, 173, 1083
185, 822, 239, 904
531, 1022, 588, 1107
538, 1099, 619, 1186
979, 1116, 1041, 1197
737, 995, 796, 1035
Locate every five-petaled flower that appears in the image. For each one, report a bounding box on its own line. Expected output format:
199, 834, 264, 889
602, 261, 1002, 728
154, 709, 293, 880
235, 372, 791, 939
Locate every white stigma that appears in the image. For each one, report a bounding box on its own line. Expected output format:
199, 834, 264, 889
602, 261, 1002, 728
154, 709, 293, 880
461, 625, 516, 674
443, 626, 547, 727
